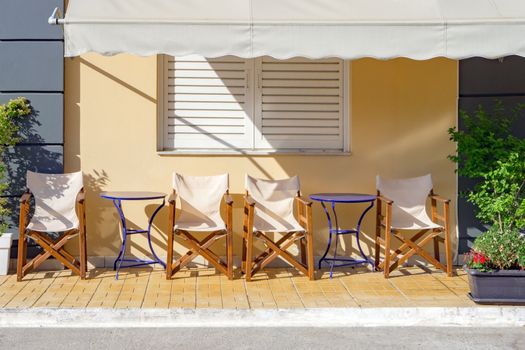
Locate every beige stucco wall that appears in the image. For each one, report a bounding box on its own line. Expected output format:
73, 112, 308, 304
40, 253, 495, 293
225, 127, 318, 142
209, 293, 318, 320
64, 54, 458, 264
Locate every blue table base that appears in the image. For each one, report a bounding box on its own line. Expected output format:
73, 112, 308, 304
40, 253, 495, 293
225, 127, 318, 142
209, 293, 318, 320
111, 198, 166, 279
317, 199, 375, 278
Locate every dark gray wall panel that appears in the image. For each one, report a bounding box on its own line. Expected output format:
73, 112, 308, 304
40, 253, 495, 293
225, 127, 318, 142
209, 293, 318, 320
0, 93, 63, 144
3, 145, 64, 196
0, 0, 63, 40
0, 41, 63, 91
459, 56, 525, 96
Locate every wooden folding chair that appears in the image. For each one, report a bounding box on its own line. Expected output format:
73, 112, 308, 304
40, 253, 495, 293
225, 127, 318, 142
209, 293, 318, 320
166, 173, 233, 280
17, 171, 87, 281
242, 175, 314, 281
374, 174, 453, 278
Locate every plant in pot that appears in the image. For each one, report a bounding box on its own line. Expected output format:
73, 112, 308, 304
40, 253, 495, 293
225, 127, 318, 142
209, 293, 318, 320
0, 97, 31, 275
448, 101, 525, 303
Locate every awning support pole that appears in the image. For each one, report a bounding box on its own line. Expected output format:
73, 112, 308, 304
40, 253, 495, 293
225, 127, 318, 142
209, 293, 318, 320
48, 7, 65, 25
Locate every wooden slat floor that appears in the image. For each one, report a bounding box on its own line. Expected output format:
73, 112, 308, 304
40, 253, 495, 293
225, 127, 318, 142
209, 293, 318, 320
0, 266, 475, 309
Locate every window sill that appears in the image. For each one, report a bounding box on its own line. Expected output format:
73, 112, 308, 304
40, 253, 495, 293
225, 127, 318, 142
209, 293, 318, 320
157, 149, 352, 156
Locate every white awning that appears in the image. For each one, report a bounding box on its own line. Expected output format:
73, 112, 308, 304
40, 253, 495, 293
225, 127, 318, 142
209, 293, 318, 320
59, 0, 525, 59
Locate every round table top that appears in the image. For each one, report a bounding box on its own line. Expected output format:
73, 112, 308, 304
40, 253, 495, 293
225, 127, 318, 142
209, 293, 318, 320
100, 191, 166, 201
310, 193, 376, 203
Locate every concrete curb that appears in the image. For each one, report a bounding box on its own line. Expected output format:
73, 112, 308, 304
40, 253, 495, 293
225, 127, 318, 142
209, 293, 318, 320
0, 307, 524, 328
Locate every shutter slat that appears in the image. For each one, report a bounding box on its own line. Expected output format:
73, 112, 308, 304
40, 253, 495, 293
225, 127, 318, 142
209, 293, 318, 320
263, 119, 340, 127
261, 63, 341, 71
262, 87, 339, 96
260, 79, 340, 88
262, 103, 339, 112
168, 110, 247, 118
172, 117, 244, 126
171, 94, 245, 103
170, 86, 246, 94
263, 71, 341, 80
170, 102, 246, 111
170, 78, 245, 87
262, 127, 340, 135
168, 125, 245, 134
262, 95, 340, 104
172, 70, 245, 79
174, 62, 246, 70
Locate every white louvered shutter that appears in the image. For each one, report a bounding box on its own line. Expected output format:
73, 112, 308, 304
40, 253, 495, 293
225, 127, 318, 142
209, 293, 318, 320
165, 56, 254, 150
254, 57, 345, 151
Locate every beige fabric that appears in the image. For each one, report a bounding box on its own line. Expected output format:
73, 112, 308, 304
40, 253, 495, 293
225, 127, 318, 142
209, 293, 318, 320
246, 175, 303, 232
26, 171, 83, 233
376, 174, 441, 230
173, 173, 228, 231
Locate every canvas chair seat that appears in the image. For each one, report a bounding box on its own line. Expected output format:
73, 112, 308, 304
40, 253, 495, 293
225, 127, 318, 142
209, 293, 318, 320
27, 217, 80, 233
253, 212, 304, 233
175, 220, 226, 232
17, 171, 87, 281
389, 211, 442, 230
166, 173, 234, 280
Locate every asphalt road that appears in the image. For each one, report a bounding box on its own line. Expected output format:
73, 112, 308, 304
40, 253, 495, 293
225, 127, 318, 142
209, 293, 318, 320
1, 327, 524, 350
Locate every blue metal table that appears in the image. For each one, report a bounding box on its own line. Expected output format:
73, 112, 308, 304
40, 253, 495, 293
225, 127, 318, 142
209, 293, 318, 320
310, 193, 376, 278
100, 191, 166, 279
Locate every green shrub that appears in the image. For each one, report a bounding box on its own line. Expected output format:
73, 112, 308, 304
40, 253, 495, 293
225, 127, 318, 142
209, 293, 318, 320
0, 97, 32, 234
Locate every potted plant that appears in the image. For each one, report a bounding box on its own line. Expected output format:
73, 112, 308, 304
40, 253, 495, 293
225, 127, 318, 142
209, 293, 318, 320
0, 97, 31, 275
448, 101, 525, 303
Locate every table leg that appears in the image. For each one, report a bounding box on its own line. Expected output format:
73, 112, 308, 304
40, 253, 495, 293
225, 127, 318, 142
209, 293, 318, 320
146, 199, 166, 268
355, 201, 375, 267
318, 201, 334, 270
113, 199, 127, 280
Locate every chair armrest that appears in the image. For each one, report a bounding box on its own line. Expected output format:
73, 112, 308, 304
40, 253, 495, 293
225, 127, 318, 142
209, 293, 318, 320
168, 192, 177, 205
377, 195, 393, 205
20, 192, 31, 205
224, 193, 234, 206
244, 195, 255, 207
76, 190, 85, 204
295, 196, 312, 208
430, 193, 450, 203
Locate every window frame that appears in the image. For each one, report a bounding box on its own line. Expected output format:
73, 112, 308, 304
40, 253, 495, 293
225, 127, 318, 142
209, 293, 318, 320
157, 55, 351, 155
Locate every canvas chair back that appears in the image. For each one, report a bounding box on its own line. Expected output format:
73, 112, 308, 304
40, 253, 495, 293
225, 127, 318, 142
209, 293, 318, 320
245, 175, 302, 232
376, 174, 437, 229
173, 173, 228, 227
27, 171, 84, 232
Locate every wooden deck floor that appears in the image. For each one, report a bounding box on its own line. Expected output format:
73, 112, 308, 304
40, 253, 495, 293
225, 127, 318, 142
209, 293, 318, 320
0, 266, 474, 309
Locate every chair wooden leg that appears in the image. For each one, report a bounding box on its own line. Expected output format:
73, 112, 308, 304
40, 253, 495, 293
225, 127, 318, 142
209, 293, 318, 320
226, 229, 234, 280
79, 230, 87, 279
299, 237, 307, 266
241, 235, 247, 274
433, 233, 440, 262
375, 228, 381, 271
166, 228, 174, 280
245, 230, 254, 282
443, 202, 453, 277
383, 230, 391, 278
17, 231, 27, 282
306, 231, 315, 281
